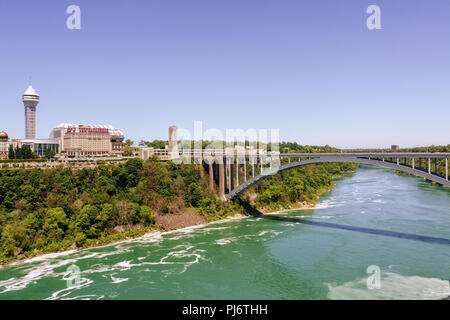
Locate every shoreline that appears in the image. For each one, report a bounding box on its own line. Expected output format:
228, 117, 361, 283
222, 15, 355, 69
0, 203, 318, 268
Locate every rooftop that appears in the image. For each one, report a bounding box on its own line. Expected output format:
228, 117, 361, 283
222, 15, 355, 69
23, 85, 39, 96
54, 123, 124, 136
21, 139, 59, 144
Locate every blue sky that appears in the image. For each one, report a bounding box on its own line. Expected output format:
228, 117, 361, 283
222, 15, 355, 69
0, 0, 449, 148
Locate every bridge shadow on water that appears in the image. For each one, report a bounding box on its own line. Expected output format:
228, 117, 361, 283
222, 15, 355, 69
238, 200, 450, 247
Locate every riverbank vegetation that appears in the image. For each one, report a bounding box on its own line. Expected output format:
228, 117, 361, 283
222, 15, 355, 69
0, 146, 357, 264
242, 143, 357, 211
0, 157, 242, 263
243, 162, 357, 211
395, 145, 449, 179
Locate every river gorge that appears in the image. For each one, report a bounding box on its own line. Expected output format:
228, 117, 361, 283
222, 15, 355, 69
0, 165, 449, 300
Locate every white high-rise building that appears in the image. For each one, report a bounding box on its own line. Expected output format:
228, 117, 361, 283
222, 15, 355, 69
168, 126, 179, 159
22, 85, 40, 139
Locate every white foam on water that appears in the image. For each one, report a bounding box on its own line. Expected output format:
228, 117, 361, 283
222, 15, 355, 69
327, 272, 450, 300
312, 215, 333, 220
241, 230, 284, 243
63, 294, 105, 300
201, 226, 231, 232
113, 260, 134, 270
215, 239, 231, 245
0, 258, 78, 293
315, 199, 345, 209
4, 250, 78, 268
257, 230, 282, 236
110, 274, 129, 284
46, 276, 94, 300
283, 223, 296, 227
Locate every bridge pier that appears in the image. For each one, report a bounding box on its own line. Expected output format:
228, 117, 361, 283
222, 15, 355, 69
252, 161, 255, 178
229, 161, 234, 191
428, 158, 431, 174
219, 161, 225, 199
244, 160, 247, 182
446, 158, 448, 181
260, 156, 264, 173
209, 162, 214, 190
227, 161, 230, 192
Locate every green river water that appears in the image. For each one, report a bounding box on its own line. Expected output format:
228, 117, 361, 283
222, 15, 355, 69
0, 165, 449, 300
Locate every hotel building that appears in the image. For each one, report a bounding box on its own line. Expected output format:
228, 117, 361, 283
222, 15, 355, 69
49, 123, 126, 157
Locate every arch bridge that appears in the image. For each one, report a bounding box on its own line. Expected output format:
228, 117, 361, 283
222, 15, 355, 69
198, 153, 450, 200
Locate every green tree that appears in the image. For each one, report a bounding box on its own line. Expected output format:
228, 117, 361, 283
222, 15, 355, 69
45, 148, 56, 160
97, 203, 113, 223
8, 145, 15, 159
138, 205, 155, 225
186, 182, 204, 207
71, 204, 100, 239
43, 207, 68, 241
0, 221, 29, 258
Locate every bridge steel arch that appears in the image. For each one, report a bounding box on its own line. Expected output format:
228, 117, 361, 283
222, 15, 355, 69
226, 156, 450, 200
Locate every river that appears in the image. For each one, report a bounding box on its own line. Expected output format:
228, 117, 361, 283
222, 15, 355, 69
0, 165, 449, 300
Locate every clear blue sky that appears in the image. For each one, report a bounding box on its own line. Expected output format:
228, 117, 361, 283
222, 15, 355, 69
1, 0, 449, 148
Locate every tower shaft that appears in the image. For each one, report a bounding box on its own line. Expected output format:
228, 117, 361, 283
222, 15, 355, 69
24, 103, 37, 139
22, 85, 40, 140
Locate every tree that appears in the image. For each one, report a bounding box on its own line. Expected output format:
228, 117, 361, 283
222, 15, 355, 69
116, 170, 129, 189
20, 185, 38, 206
125, 158, 143, 175
145, 140, 166, 149
138, 205, 155, 225
125, 158, 143, 187
12, 145, 36, 160
8, 145, 14, 159
72, 204, 100, 238
97, 203, 113, 223
112, 200, 135, 226
186, 182, 204, 207
125, 139, 134, 147
45, 148, 56, 160
43, 207, 68, 241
